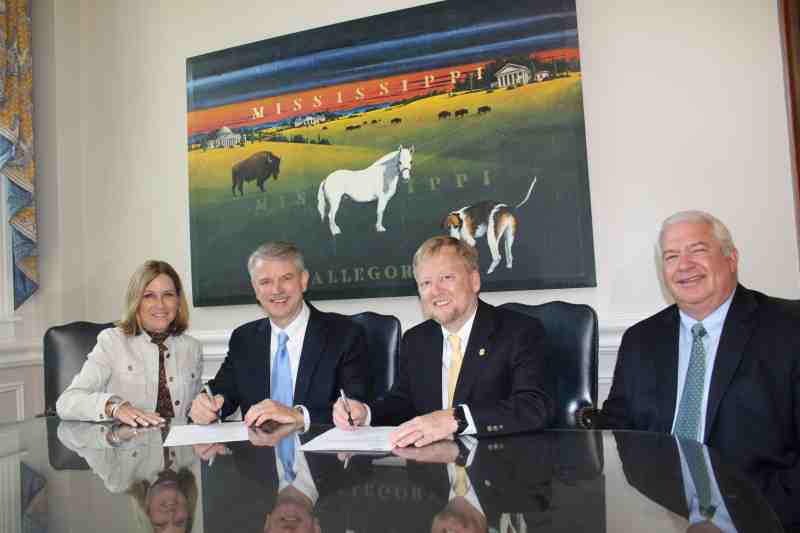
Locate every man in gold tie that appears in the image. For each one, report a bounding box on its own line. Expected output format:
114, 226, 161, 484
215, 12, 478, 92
333, 236, 553, 447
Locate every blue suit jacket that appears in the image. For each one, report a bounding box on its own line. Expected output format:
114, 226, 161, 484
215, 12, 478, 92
209, 303, 367, 423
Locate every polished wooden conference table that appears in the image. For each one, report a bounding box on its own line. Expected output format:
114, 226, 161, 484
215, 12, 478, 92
0, 416, 785, 532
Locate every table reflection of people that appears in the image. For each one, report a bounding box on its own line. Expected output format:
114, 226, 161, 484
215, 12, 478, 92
199, 424, 362, 533
394, 435, 553, 533
57, 420, 199, 533
614, 432, 783, 533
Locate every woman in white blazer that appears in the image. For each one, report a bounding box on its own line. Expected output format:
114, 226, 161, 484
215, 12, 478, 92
56, 260, 202, 426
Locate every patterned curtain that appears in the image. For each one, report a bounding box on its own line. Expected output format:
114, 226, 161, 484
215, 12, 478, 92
0, 0, 36, 309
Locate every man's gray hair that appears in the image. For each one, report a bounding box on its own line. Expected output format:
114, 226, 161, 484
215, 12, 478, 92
658, 210, 736, 257
247, 241, 306, 278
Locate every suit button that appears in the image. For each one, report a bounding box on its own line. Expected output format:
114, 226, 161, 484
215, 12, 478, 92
166, 353, 170, 359
128, 365, 133, 371
169, 377, 174, 382
175, 400, 180, 406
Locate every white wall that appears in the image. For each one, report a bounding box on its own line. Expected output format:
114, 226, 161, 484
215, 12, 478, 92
7, 0, 798, 421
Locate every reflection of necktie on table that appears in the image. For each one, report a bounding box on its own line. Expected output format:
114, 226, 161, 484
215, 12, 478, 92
447, 334, 463, 408
674, 323, 707, 441
149, 331, 175, 419
679, 439, 717, 519
454, 466, 469, 497
271, 332, 295, 481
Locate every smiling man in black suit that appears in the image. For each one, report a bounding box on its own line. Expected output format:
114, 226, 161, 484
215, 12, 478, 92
334, 235, 553, 447
189, 241, 366, 428
601, 210, 800, 531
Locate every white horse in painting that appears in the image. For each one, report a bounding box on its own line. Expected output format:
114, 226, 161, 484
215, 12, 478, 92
317, 145, 414, 236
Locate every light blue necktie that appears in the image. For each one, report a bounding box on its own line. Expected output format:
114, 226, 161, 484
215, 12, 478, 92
674, 323, 707, 441
271, 331, 295, 481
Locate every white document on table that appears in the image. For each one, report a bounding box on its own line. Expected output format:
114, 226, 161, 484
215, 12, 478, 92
163, 421, 249, 447
300, 426, 395, 452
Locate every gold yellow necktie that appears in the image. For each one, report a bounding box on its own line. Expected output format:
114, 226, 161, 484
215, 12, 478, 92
447, 334, 463, 408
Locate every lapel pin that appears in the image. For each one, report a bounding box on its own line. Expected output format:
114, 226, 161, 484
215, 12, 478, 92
478, 348, 486, 357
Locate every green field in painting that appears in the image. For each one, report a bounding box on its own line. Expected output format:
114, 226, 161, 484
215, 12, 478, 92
188, 76, 589, 305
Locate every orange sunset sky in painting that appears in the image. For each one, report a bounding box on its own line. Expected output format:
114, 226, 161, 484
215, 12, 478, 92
187, 48, 578, 136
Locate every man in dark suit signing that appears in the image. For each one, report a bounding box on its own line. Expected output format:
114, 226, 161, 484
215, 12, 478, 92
334, 236, 553, 447
601, 210, 800, 530
190, 241, 366, 427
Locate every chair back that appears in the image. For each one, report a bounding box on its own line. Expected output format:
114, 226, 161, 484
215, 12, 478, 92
499, 301, 598, 428
43, 321, 115, 416
349, 312, 401, 402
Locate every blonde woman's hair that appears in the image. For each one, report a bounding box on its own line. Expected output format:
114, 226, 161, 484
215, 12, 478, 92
117, 260, 189, 336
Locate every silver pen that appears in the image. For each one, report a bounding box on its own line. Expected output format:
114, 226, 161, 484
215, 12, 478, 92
203, 384, 222, 424
339, 388, 355, 427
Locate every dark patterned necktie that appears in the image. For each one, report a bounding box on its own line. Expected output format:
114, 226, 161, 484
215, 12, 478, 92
148, 331, 175, 419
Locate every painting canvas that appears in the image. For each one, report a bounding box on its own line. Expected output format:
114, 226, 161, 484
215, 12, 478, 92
186, 0, 596, 306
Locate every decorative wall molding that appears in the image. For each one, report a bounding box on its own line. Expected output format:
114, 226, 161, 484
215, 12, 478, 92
0, 381, 24, 421
0, 340, 42, 369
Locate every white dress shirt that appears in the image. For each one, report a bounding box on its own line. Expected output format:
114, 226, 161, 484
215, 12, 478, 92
268, 301, 311, 427
56, 327, 203, 423
670, 292, 734, 441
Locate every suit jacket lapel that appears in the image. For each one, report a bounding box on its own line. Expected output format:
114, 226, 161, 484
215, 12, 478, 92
454, 300, 493, 404
294, 304, 326, 404
704, 285, 756, 441
654, 308, 680, 433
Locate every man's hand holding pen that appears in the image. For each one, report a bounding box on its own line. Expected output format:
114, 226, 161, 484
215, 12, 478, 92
333, 394, 368, 429
189, 386, 225, 425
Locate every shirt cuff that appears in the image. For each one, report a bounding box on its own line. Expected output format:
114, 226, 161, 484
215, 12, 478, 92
295, 405, 311, 432
364, 404, 372, 426
460, 404, 477, 435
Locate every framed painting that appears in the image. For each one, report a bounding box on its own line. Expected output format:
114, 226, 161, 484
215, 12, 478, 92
186, 0, 596, 306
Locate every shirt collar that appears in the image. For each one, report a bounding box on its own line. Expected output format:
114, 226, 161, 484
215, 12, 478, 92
678, 290, 735, 333
440, 306, 478, 345
270, 301, 310, 339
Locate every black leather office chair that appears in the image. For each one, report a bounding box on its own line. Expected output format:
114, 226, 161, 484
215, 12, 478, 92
43, 321, 114, 417
349, 312, 401, 402
499, 301, 598, 429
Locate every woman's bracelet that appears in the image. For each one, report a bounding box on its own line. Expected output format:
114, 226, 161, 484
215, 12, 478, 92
109, 400, 130, 419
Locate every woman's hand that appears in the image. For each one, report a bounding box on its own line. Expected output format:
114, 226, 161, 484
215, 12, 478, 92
115, 403, 165, 427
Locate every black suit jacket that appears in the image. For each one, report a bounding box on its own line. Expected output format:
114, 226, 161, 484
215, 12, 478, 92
602, 285, 800, 529
209, 303, 367, 423
370, 300, 553, 436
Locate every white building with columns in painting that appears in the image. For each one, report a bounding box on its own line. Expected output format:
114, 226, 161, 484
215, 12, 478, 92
493, 63, 532, 88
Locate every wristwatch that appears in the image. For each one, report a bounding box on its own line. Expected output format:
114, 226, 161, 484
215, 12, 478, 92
453, 405, 468, 434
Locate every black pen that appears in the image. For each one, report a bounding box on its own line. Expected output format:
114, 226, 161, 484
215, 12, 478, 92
339, 388, 355, 427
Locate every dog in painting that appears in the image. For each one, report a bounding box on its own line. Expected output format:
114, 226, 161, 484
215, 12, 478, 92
442, 177, 537, 274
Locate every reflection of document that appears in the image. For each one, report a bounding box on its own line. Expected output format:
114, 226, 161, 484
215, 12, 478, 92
301, 427, 395, 452
163, 422, 249, 447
